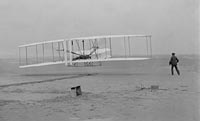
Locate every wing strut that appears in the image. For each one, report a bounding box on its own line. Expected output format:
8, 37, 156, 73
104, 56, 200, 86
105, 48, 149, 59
36, 44, 38, 63
124, 36, 127, 57
42, 44, 44, 62
150, 36, 152, 57
61, 42, 64, 61
71, 41, 74, 59
91, 39, 99, 59
89, 39, 92, 49
109, 37, 112, 57
75, 40, 82, 55
63, 40, 68, 65
51, 42, 54, 61
82, 40, 85, 55
25, 46, 28, 65
69, 40, 72, 65
128, 36, 131, 56
58, 42, 61, 60
19, 47, 21, 66
104, 38, 107, 58
146, 36, 149, 56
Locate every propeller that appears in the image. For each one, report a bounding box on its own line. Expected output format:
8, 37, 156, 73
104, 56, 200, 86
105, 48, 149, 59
56, 49, 82, 56
66, 50, 82, 56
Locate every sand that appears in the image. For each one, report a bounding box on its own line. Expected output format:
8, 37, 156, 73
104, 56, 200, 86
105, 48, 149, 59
0, 55, 199, 121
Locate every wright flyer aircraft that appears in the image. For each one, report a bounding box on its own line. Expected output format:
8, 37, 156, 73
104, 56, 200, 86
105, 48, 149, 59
18, 35, 152, 68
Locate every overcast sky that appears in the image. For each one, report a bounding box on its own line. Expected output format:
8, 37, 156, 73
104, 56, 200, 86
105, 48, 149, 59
0, 0, 199, 58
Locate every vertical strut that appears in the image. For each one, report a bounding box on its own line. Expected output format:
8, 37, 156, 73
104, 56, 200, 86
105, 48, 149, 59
89, 39, 91, 49
63, 40, 68, 65
69, 40, 72, 65
42, 43, 44, 62
25, 46, 28, 65
124, 36, 127, 57
19, 47, 21, 66
146, 36, 149, 56
94, 39, 98, 59
109, 37, 112, 57
96, 39, 99, 58
61, 42, 64, 61
76, 40, 82, 54
58, 42, 61, 60
72, 41, 74, 59
104, 38, 107, 58
150, 36, 152, 57
36, 45, 38, 63
132, 37, 134, 56
128, 36, 131, 56
52, 42, 54, 61
82, 40, 85, 55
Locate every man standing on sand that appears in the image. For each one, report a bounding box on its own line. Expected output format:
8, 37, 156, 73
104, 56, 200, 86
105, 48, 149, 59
169, 53, 180, 75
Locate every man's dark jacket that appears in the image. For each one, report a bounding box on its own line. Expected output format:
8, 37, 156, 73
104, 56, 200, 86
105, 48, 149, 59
169, 55, 179, 65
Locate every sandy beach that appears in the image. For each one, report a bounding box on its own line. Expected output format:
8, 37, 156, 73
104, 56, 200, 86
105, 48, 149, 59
0, 55, 199, 121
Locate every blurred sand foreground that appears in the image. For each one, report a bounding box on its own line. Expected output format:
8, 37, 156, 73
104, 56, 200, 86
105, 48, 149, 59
0, 56, 199, 121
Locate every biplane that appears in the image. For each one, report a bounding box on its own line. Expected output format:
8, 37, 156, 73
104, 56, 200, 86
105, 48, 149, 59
18, 35, 152, 68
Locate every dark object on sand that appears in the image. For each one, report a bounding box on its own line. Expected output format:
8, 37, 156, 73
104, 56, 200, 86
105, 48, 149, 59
76, 86, 82, 96
151, 85, 159, 91
136, 84, 159, 91
71, 86, 82, 96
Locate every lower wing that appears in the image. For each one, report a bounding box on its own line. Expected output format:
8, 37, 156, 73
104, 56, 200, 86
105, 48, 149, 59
19, 57, 149, 68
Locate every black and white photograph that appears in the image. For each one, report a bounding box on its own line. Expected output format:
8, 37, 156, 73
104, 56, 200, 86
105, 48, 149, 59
0, 0, 199, 121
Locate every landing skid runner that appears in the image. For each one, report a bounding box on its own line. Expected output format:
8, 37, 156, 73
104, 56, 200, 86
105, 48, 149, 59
69, 62, 102, 67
